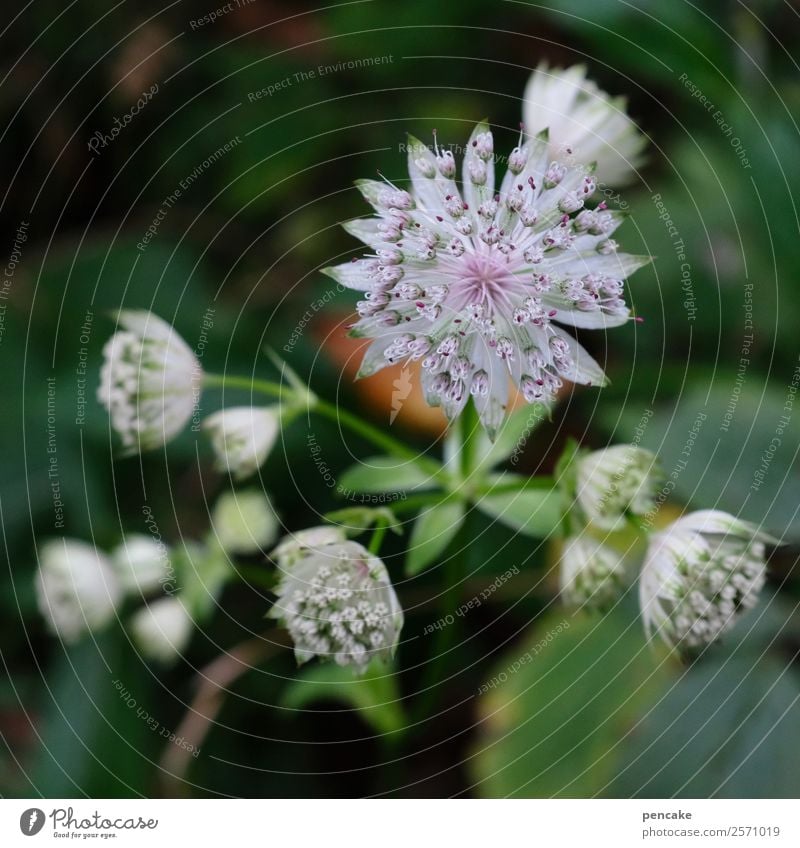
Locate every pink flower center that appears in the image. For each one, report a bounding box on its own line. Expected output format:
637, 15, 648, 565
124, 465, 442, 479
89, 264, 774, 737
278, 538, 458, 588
451, 252, 520, 311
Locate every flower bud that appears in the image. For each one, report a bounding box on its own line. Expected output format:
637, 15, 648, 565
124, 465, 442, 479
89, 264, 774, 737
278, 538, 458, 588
560, 535, 626, 609
211, 490, 278, 555
576, 445, 661, 530
522, 63, 646, 185
35, 539, 122, 642
98, 311, 201, 452
639, 510, 777, 651
130, 597, 193, 663
111, 534, 169, 595
203, 406, 280, 480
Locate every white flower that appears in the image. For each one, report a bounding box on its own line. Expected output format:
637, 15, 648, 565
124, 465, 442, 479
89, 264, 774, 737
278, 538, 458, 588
327, 123, 649, 436
576, 445, 661, 530
639, 510, 777, 651
110, 534, 170, 595
271, 525, 348, 568
35, 539, 122, 642
560, 535, 626, 608
129, 597, 193, 663
523, 63, 647, 185
203, 406, 279, 479
98, 310, 201, 451
211, 489, 278, 555
270, 540, 403, 669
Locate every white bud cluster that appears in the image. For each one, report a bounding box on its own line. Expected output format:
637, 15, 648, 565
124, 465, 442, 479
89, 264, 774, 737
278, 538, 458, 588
640, 510, 776, 651
560, 535, 626, 609
576, 445, 661, 530
98, 311, 201, 452
270, 539, 403, 670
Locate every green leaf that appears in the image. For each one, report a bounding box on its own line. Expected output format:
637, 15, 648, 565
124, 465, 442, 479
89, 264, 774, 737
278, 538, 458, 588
32, 626, 155, 796
470, 609, 672, 797
475, 404, 550, 472
606, 384, 800, 539
339, 456, 439, 494
607, 597, 800, 798
475, 475, 562, 537
281, 661, 404, 736
405, 499, 465, 576
323, 506, 400, 535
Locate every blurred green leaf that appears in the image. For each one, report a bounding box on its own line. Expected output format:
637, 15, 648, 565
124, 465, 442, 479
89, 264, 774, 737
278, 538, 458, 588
476, 475, 562, 537
606, 384, 800, 539
339, 456, 439, 493
32, 627, 154, 796
607, 598, 800, 798
282, 661, 404, 736
405, 499, 465, 576
475, 404, 550, 473
470, 608, 672, 797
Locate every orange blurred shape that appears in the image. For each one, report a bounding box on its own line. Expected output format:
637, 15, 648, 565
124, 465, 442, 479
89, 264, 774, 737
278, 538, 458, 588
314, 314, 447, 436
314, 313, 535, 437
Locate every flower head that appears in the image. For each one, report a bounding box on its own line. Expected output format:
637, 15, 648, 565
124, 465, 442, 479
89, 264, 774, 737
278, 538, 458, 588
111, 534, 170, 595
98, 310, 201, 451
523, 63, 646, 185
35, 539, 122, 642
639, 510, 777, 651
575, 445, 661, 530
327, 123, 648, 436
211, 489, 279, 555
270, 540, 403, 669
560, 535, 626, 609
271, 525, 348, 568
203, 406, 280, 479
130, 596, 193, 663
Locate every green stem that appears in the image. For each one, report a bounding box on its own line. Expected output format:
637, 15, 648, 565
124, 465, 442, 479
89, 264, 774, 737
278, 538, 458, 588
460, 401, 480, 481
204, 372, 286, 401
368, 521, 388, 555
409, 524, 465, 727
206, 372, 445, 480
390, 475, 556, 517
313, 397, 445, 480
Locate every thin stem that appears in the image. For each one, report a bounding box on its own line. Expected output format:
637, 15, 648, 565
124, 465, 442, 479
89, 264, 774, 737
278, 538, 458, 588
206, 372, 445, 480
313, 397, 445, 479
368, 520, 389, 554
158, 630, 291, 796
204, 372, 286, 401
389, 475, 555, 517
460, 401, 480, 481
409, 524, 465, 726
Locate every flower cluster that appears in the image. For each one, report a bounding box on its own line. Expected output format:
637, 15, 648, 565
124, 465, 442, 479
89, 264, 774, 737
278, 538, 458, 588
82, 64, 784, 677
35, 490, 278, 658
328, 122, 649, 436
270, 537, 403, 669
558, 449, 776, 652
639, 510, 775, 651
